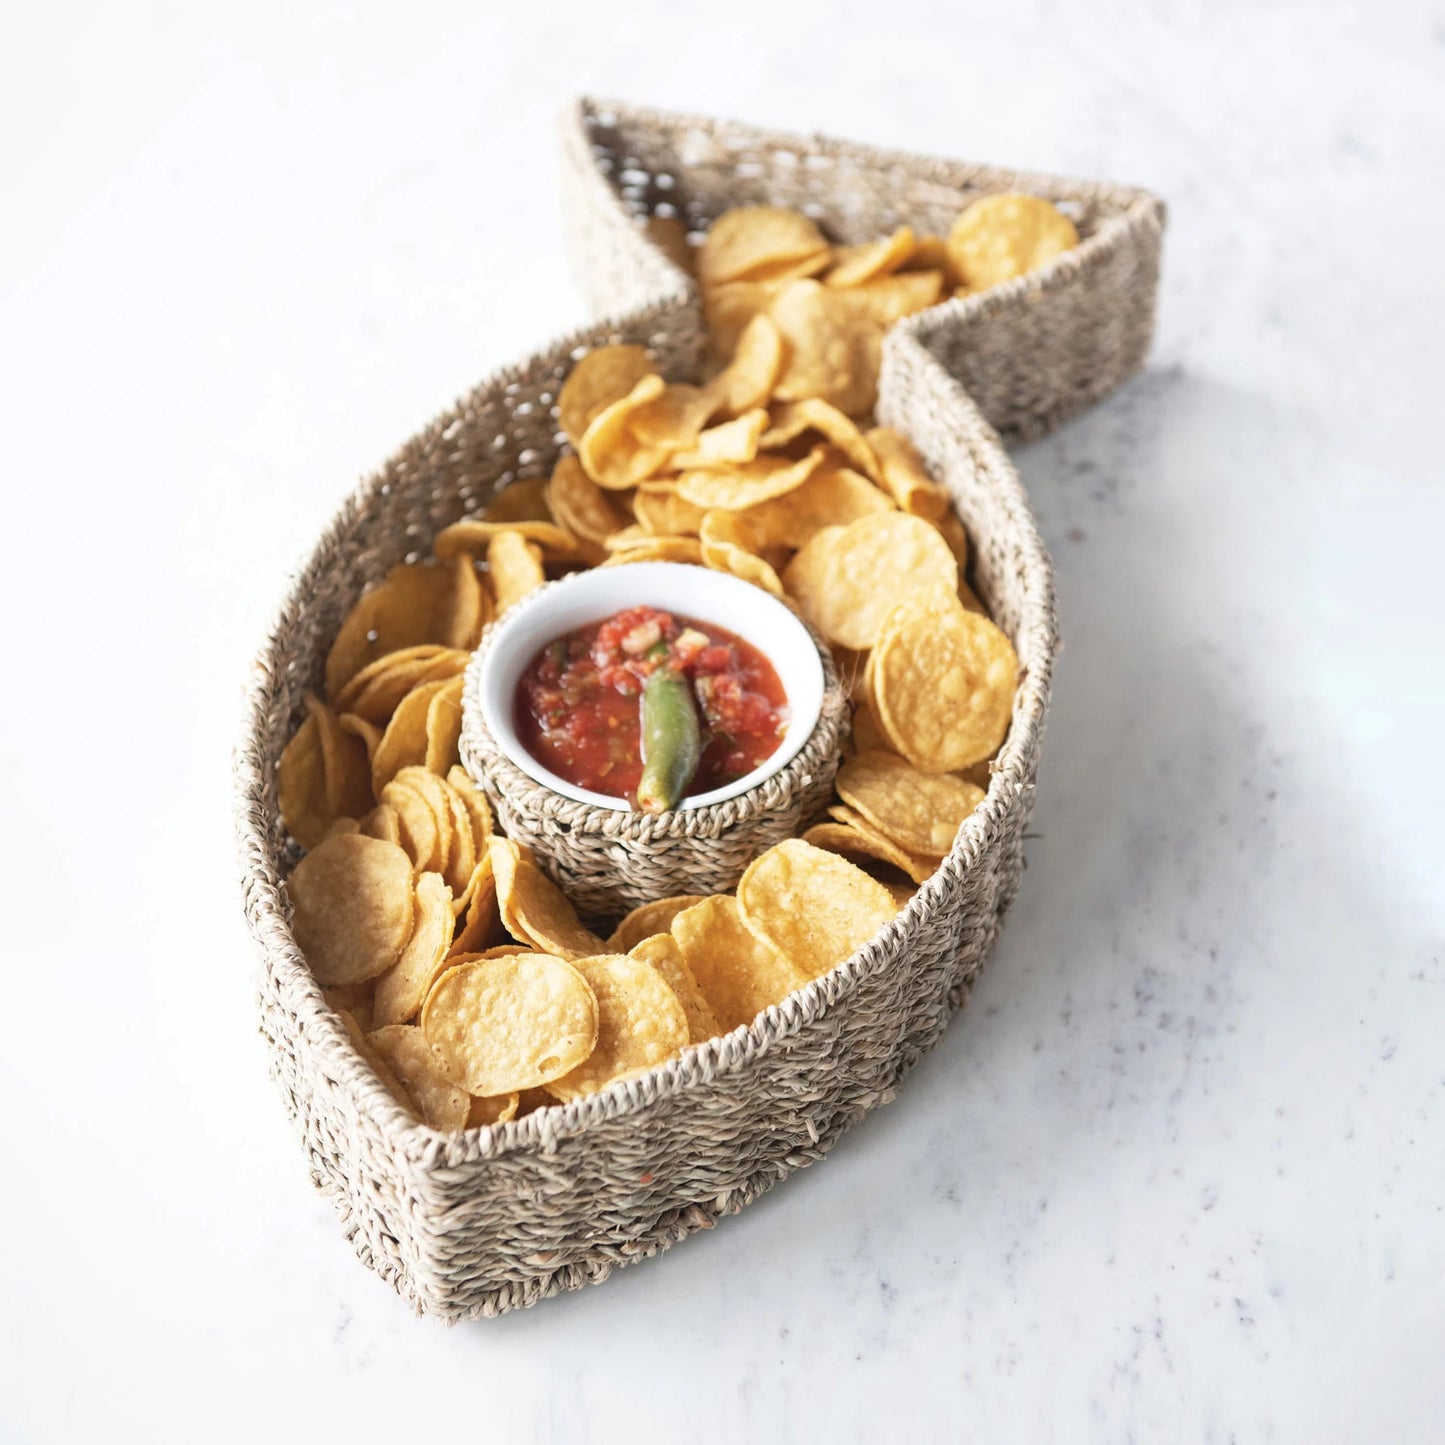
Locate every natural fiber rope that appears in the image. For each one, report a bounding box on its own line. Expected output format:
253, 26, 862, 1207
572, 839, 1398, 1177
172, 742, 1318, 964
230, 94, 1164, 1321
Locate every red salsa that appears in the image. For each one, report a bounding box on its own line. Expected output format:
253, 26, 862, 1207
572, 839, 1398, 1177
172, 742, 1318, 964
515, 605, 789, 806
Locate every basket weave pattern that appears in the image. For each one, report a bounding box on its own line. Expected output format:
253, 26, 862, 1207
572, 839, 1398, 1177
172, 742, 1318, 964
459, 591, 848, 921
227, 99, 1118, 1321
563, 98, 1165, 442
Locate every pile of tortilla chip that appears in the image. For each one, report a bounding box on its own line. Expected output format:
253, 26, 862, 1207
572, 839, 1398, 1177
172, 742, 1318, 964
278, 195, 1056, 1128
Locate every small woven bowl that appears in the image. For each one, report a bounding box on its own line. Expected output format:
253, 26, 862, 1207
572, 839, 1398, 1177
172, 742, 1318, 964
460, 570, 847, 922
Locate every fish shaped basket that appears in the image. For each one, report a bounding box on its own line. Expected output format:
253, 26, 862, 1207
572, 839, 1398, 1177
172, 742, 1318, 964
234, 96, 1163, 1320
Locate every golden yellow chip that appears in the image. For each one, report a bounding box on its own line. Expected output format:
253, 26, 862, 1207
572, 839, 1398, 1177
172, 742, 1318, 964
280, 696, 370, 851
444, 553, 490, 650
366, 1023, 471, 1130
768, 280, 880, 417
600, 538, 706, 567
871, 595, 1018, 771
627, 932, 720, 1044
577, 373, 671, 489
289, 833, 415, 987
445, 765, 493, 850
421, 953, 599, 1096
864, 427, 952, 524
332, 645, 471, 725
835, 750, 986, 856
337, 1009, 413, 1112
820, 804, 939, 884
375, 777, 435, 873
676, 446, 825, 511
326, 715, 379, 772
433, 519, 583, 563
758, 398, 878, 475
606, 894, 710, 954
546, 955, 688, 1101
801, 822, 926, 887
436, 775, 475, 896
372, 870, 454, 1026
627, 382, 717, 449
738, 463, 893, 551
769, 274, 942, 416
491, 837, 606, 961
467, 1091, 520, 1127
487, 531, 546, 615
633, 489, 707, 537
703, 282, 785, 365
369, 678, 450, 796
946, 192, 1079, 291
697, 206, 829, 288
324, 562, 462, 698
698, 511, 785, 597
322, 981, 375, 1034
705, 313, 785, 417
448, 855, 502, 958
850, 699, 890, 753
670, 409, 768, 469
545, 454, 629, 552
557, 344, 656, 446
422, 673, 464, 776
783, 512, 957, 649
671, 895, 808, 1033
482, 474, 552, 525
825, 226, 915, 288
736, 839, 898, 982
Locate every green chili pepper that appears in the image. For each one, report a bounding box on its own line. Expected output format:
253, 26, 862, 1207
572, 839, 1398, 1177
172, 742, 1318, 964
636, 666, 702, 813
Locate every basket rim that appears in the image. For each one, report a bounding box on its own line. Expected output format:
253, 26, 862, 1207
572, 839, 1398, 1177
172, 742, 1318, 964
234, 102, 1060, 1176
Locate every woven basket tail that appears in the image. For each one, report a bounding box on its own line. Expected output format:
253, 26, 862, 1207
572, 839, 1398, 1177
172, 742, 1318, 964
564, 96, 1165, 441
233, 95, 1081, 1320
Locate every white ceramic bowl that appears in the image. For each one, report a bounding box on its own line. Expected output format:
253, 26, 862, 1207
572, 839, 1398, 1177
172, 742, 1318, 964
477, 562, 825, 812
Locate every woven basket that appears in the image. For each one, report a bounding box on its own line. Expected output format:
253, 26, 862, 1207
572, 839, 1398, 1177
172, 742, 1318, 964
459, 585, 847, 922
233, 101, 1088, 1323
562, 97, 1166, 442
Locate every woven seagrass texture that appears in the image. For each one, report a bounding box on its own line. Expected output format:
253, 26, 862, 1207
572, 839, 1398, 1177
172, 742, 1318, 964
459, 590, 848, 921
235, 102, 1067, 1322
562, 97, 1165, 442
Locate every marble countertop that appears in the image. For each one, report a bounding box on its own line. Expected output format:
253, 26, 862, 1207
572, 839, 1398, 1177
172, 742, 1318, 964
3, 2, 1441, 1440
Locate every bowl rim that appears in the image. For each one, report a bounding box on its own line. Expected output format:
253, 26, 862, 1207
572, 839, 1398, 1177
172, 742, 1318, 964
475, 560, 825, 812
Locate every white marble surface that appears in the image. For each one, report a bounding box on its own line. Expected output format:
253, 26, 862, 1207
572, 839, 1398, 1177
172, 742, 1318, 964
3, 2, 1442, 1440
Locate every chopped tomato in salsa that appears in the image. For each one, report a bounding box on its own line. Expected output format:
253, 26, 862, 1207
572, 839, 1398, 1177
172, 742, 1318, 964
515, 605, 788, 804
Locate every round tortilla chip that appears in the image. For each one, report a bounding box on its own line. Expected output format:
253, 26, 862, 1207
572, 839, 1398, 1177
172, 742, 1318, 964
324, 562, 460, 699
491, 837, 605, 961
676, 446, 825, 511
670, 894, 808, 1033
697, 206, 829, 288
366, 1024, 471, 1130
945, 192, 1078, 291
547, 955, 688, 1101
373, 870, 455, 1027
783, 512, 957, 649
289, 833, 416, 987
736, 839, 899, 982
606, 894, 710, 955
421, 953, 599, 1096
871, 595, 1018, 771
628, 932, 720, 1044
835, 750, 986, 857
557, 345, 656, 446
